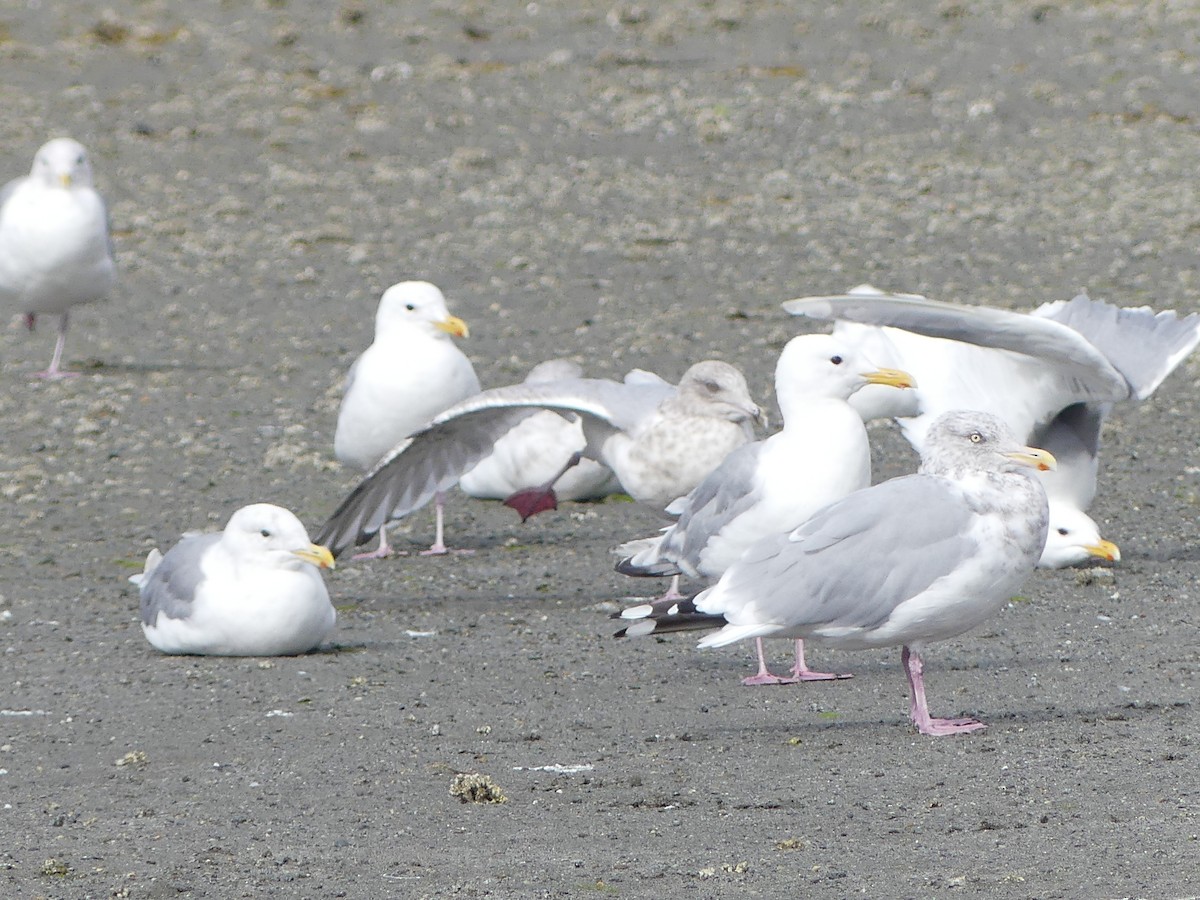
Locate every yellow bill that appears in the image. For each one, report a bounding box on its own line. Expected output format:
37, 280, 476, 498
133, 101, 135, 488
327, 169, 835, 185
1084, 539, 1121, 562
1004, 446, 1057, 472
435, 315, 470, 338
292, 543, 336, 570
862, 367, 917, 390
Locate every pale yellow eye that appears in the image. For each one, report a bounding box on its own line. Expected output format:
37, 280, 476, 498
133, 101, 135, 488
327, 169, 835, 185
969, 432, 983, 443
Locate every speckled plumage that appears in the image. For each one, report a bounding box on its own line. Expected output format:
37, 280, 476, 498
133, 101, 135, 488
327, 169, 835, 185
316, 360, 764, 558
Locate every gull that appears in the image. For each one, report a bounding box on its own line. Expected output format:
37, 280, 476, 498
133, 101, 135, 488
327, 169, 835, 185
0, 138, 116, 378
615, 333, 915, 685
134, 504, 336, 656
334, 280, 480, 558
783, 287, 1200, 567
617, 411, 1054, 736
458, 359, 621, 504
315, 360, 765, 559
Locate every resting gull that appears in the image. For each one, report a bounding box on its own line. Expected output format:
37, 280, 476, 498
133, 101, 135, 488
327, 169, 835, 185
134, 504, 336, 657
0, 138, 116, 378
617, 411, 1054, 736
783, 287, 1199, 567
334, 280, 480, 558
616, 333, 915, 685
316, 360, 764, 559
458, 359, 621, 503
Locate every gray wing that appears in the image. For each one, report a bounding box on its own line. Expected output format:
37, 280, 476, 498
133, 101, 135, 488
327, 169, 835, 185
783, 291, 1129, 402
139, 533, 222, 626
426, 376, 676, 440
662, 441, 767, 568
314, 376, 676, 557
316, 405, 540, 556
1033, 293, 1200, 400
714, 475, 978, 631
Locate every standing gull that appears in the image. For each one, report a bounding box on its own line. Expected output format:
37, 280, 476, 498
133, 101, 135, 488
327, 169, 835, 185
0, 138, 116, 378
616, 333, 915, 684
458, 359, 621, 503
316, 360, 764, 559
334, 280, 480, 558
134, 504, 336, 657
783, 287, 1199, 567
617, 411, 1054, 736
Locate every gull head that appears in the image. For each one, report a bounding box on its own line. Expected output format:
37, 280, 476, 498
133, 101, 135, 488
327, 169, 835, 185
675, 360, 766, 428
920, 410, 1057, 478
223, 503, 335, 572
1038, 504, 1121, 569
774, 333, 915, 415
32, 138, 94, 190
375, 280, 469, 340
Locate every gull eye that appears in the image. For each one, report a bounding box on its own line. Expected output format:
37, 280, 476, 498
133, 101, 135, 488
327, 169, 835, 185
830, 355, 843, 365
701, 380, 720, 394
1057, 527, 1069, 536
969, 432, 983, 443
260, 528, 271, 538
76, 154, 85, 165
405, 304, 416, 311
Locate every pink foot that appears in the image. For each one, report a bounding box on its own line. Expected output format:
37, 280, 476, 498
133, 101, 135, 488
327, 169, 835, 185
742, 638, 801, 686
916, 716, 987, 737
419, 545, 475, 557
902, 645, 986, 737
791, 668, 854, 682
33, 368, 81, 380
788, 640, 852, 682
741, 671, 800, 686
351, 544, 401, 561
503, 487, 559, 521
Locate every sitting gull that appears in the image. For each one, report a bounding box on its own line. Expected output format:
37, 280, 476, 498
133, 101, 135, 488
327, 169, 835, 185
0, 138, 116, 378
783, 287, 1200, 567
458, 359, 621, 504
134, 503, 336, 657
617, 411, 1054, 736
316, 360, 764, 559
334, 280, 480, 558
616, 333, 915, 685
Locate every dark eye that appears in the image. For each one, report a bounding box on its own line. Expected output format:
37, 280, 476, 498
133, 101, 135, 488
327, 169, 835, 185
76, 154, 84, 165
701, 380, 720, 394
260, 529, 271, 538
969, 432, 983, 443
405, 304, 416, 311
830, 355, 843, 365
1057, 527, 1069, 536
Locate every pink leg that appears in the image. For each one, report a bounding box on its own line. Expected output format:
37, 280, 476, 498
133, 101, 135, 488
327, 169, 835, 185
351, 524, 398, 560
659, 574, 684, 601
420, 492, 473, 556
902, 645, 986, 736
788, 639, 853, 682
34, 313, 80, 380
741, 638, 800, 686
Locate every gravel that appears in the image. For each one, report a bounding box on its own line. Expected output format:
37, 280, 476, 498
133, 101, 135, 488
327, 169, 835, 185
2, 2, 1199, 897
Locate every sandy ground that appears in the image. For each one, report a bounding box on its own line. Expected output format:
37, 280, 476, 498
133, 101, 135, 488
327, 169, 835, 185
2, 2, 1200, 897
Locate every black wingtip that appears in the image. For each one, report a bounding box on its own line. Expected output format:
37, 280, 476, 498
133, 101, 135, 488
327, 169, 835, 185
614, 556, 682, 578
